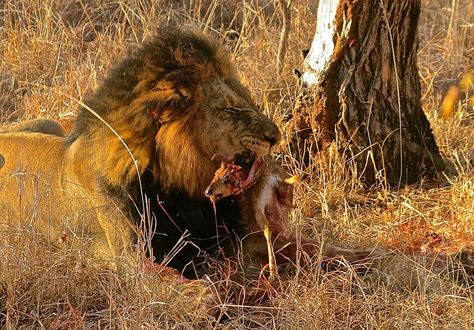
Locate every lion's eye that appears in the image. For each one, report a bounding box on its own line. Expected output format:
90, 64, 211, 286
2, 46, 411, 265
222, 107, 241, 114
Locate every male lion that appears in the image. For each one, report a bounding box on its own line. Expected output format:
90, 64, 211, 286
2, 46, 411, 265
0, 26, 280, 276
0, 26, 368, 279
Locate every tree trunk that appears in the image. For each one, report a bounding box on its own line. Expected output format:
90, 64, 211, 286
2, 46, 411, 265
292, 0, 445, 186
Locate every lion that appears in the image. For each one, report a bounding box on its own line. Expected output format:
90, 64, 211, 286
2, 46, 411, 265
0, 26, 371, 281
0, 26, 281, 276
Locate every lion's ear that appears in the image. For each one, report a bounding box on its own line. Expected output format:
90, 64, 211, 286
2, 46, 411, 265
148, 107, 179, 124
147, 108, 161, 122
146, 80, 193, 124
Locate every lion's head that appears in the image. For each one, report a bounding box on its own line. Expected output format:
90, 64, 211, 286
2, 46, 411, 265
69, 26, 280, 198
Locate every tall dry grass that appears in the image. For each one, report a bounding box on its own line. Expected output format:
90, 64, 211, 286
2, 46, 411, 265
0, 0, 473, 328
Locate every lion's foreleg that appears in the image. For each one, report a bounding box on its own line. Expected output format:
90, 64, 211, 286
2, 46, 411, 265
96, 211, 137, 274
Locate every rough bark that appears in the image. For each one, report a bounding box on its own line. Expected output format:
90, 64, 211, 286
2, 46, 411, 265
292, 0, 445, 186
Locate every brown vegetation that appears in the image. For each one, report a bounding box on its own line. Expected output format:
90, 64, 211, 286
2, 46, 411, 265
1, 0, 473, 328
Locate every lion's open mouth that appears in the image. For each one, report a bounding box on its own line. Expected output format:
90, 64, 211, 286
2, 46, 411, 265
234, 151, 256, 170
234, 150, 262, 184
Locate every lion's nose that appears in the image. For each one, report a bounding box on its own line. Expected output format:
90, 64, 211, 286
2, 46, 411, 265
262, 125, 281, 147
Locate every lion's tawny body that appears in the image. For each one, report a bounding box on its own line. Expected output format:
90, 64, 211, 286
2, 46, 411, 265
0, 132, 135, 266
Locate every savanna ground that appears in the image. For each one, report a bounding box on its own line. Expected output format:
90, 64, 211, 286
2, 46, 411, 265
1, 0, 473, 328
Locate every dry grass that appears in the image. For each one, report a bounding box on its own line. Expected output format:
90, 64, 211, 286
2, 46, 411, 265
1, 0, 474, 328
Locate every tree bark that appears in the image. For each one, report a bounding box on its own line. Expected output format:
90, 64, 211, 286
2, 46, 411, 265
292, 0, 445, 186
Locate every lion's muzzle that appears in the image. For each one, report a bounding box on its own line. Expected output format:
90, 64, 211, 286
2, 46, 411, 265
260, 120, 281, 148
240, 119, 281, 159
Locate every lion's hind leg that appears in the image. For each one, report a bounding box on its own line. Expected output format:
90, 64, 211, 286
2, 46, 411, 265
1, 119, 65, 137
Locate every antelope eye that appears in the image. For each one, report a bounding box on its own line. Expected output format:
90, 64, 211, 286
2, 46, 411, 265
222, 174, 231, 185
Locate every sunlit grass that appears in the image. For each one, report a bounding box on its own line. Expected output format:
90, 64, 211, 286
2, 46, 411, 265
1, 0, 473, 328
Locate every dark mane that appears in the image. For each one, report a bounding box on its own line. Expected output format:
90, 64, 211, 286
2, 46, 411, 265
67, 26, 235, 145
130, 170, 246, 276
